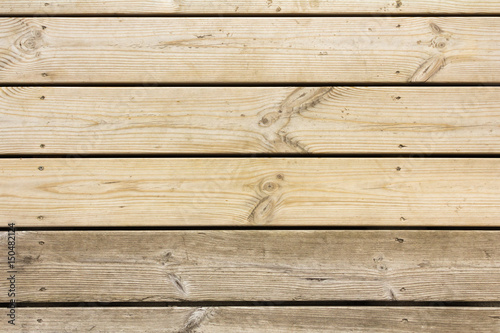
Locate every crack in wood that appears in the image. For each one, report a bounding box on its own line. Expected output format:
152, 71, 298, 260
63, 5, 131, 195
168, 273, 188, 296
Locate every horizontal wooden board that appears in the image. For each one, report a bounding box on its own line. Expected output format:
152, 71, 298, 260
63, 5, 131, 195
3, 0, 500, 15
1, 17, 500, 83
2, 158, 500, 227
2, 307, 500, 332
2, 87, 500, 154
1, 230, 499, 302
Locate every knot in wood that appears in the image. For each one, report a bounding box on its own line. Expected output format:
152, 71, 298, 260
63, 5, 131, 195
261, 181, 279, 193
258, 111, 281, 127
17, 30, 44, 54
248, 196, 275, 225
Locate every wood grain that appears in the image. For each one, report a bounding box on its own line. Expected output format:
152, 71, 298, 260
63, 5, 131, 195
1, 17, 500, 83
2, 158, 500, 227
2, 307, 500, 332
1, 230, 499, 302
2, 87, 499, 154
3, 0, 500, 15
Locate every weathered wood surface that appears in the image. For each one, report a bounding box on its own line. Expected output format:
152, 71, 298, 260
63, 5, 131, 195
3, 0, 500, 15
2, 158, 500, 227
2, 307, 500, 332
1, 87, 499, 154
1, 18, 500, 83
1, 230, 499, 302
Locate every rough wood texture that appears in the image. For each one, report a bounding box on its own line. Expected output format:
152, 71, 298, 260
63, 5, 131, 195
1, 230, 499, 302
2, 158, 500, 227
1, 87, 499, 154
3, 0, 500, 14
2, 307, 500, 332
1, 17, 500, 83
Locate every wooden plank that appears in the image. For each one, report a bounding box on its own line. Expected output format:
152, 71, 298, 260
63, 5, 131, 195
1, 230, 499, 302
2, 307, 500, 332
3, 0, 500, 15
2, 158, 500, 227
1, 18, 500, 83
2, 87, 500, 154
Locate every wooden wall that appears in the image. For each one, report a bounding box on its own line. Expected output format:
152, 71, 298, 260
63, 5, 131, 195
1, 1, 500, 332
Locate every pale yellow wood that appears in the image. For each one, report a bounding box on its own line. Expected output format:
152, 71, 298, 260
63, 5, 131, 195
1, 18, 500, 83
3, 0, 500, 14
2, 307, 500, 332
2, 87, 499, 154
1, 158, 500, 227
1, 230, 499, 302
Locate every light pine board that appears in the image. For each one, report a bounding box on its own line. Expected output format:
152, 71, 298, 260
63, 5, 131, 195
2, 158, 500, 227
3, 0, 500, 15
1, 18, 500, 83
2, 307, 500, 332
1, 230, 499, 302
1, 87, 499, 154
